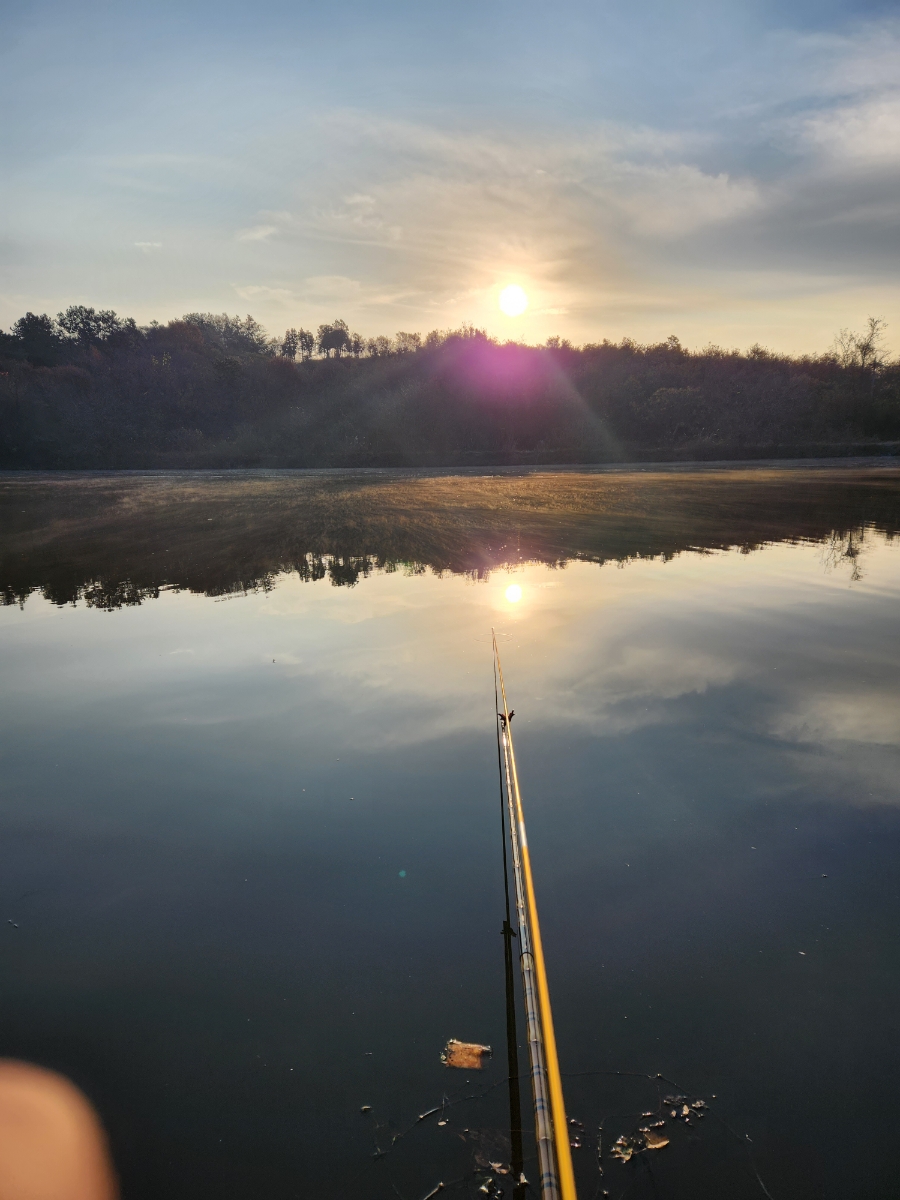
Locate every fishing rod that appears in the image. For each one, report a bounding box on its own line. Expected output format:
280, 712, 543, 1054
493, 633, 577, 1200
494, 660, 525, 1194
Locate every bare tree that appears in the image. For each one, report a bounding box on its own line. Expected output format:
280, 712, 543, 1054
833, 317, 888, 369
856, 317, 888, 369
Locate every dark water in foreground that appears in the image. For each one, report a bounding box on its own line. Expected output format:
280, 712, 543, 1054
2, 464, 900, 1200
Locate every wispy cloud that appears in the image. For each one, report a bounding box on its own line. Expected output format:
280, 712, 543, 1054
800, 94, 900, 167
236, 224, 279, 243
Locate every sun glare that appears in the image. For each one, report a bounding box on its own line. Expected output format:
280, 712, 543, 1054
499, 285, 528, 317
505, 584, 523, 603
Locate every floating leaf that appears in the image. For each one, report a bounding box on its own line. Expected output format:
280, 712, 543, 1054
643, 1129, 670, 1151
440, 1039, 492, 1070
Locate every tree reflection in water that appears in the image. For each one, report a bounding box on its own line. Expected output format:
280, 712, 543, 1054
1, 464, 899, 610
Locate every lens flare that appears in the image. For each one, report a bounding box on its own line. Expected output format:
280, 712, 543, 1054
499, 285, 528, 317
505, 584, 522, 603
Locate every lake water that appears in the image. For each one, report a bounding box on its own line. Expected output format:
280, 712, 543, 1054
2, 464, 900, 1200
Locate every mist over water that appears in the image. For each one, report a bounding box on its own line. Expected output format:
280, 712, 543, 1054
1, 464, 900, 1200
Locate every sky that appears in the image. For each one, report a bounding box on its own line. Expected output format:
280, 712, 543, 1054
1, 0, 899, 352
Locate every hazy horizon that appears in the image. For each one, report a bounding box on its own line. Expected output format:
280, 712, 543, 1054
3, 0, 899, 355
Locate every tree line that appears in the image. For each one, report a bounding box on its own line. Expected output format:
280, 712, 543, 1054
1, 307, 433, 365
1, 306, 898, 468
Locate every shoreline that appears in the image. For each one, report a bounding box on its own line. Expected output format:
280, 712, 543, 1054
3, 452, 900, 481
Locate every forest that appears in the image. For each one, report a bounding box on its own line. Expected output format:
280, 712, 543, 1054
1, 306, 898, 468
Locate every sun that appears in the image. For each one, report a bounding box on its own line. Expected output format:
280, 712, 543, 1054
505, 584, 522, 603
499, 285, 528, 317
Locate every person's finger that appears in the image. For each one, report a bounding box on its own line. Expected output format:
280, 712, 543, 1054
0, 1061, 118, 1200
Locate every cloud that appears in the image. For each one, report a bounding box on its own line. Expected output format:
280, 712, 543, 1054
228, 111, 762, 335
584, 161, 762, 239
232, 283, 294, 302
5, 8, 900, 349
214, 67, 900, 345
801, 94, 900, 167
301, 274, 365, 300
237, 224, 278, 242
302, 112, 754, 251
547, 641, 740, 737
799, 21, 900, 97
773, 692, 900, 748
231, 274, 405, 314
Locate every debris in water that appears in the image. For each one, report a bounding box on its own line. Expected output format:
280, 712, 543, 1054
440, 1039, 492, 1070
610, 1135, 636, 1163
569, 1115, 584, 1148
438, 1119, 448, 1127
360, 1105, 371, 1114
421, 1185, 445, 1200
642, 1129, 670, 1150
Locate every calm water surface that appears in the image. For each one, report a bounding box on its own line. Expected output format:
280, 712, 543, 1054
1, 466, 900, 1200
